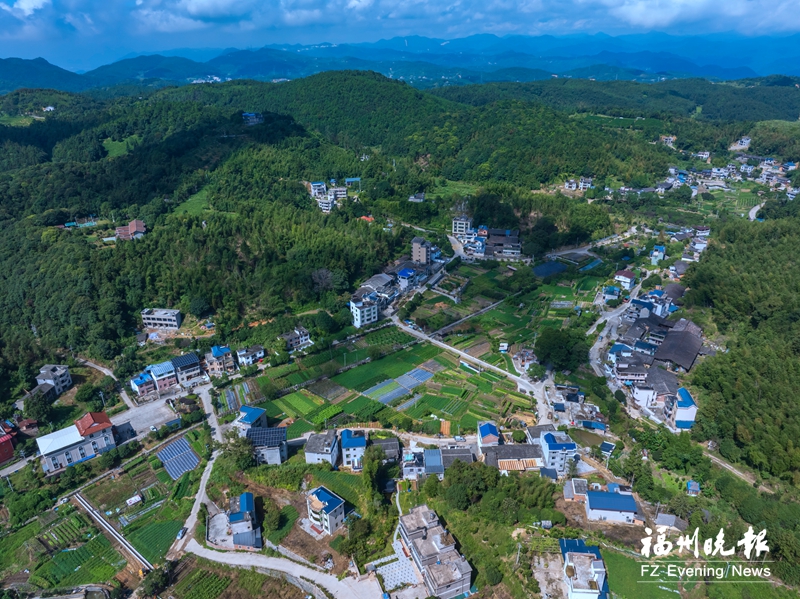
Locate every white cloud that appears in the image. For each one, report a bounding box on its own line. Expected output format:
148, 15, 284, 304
0, 0, 49, 18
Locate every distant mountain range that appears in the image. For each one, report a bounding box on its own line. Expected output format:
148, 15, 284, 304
3, 32, 800, 95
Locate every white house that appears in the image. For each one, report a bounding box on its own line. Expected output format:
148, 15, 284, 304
306, 486, 345, 536
349, 293, 379, 328
614, 270, 636, 291
233, 405, 268, 436
540, 431, 578, 475
340, 429, 367, 471
236, 345, 264, 366
585, 491, 643, 524
246, 427, 288, 465
665, 387, 698, 430
305, 430, 339, 466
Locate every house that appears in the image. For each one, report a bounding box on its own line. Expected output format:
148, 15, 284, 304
602, 286, 621, 302
599, 442, 616, 456
349, 291, 380, 328
370, 437, 401, 461
279, 326, 312, 352
171, 353, 203, 387
452, 216, 473, 236
399, 505, 472, 599
136, 333, 148, 347
234, 406, 268, 436
614, 270, 636, 291
0, 434, 15, 465
655, 513, 688, 533
345, 177, 361, 187
424, 448, 445, 479
229, 492, 262, 549
36, 412, 116, 474
305, 430, 339, 466
141, 308, 182, 330
236, 345, 264, 366
242, 112, 264, 126
402, 451, 426, 480
654, 319, 703, 372
563, 478, 589, 503
540, 468, 558, 481
540, 431, 579, 475
585, 491, 642, 524
441, 447, 474, 469
483, 229, 522, 259
23, 382, 56, 404
306, 486, 345, 536
607, 343, 633, 365
341, 429, 367, 471
36, 365, 72, 396
130, 372, 156, 397
408, 192, 426, 203
115, 219, 146, 241
665, 387, 698, 430
246, 427, 288, 465
310, 181, 327, 197
694, 226, 710, 237
579, 177, 593, 191
564, 179, 578, 191
650, 245, 666, 265
205, 345, 235, 376
412, 237, 433, 265
146, 361, 178, 393
737, 137, 751, 147
477, 421, 500, 454
316, 194, 334, 213
526, 423, 556, 444
687, 480, 701, 496
560, 539, 609, 599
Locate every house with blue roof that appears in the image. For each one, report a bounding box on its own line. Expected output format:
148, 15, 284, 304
234, 405, 267, 436
229, 492, 262, 549
129, 372, 155, 397
665, 387, 698, 430
585, 491, 642, 524
340, 429, 367, 470
650, 245, 666, 265
602, 286, 621, 302
424, 448, 445, 479
477, 421, 500, 454
307, 486, 345, 535
541, 431, 578, 475
559, 539, 609, 599
205, 345, 235, 376
607, 343, 633, 365
687, 480, 701, 496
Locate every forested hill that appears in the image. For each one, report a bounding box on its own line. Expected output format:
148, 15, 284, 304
428, 76, 800, 121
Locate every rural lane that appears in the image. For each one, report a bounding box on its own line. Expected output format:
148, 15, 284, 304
79, 358, 136, 409
749, 202, 765, 221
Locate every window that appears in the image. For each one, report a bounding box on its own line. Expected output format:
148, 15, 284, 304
65, 453, 73, 464
92, 441, 99, 452
79, 446, 86, 458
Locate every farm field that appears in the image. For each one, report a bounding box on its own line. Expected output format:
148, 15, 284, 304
128, 520, 184, 564
266, 506, 299, 545
168, 560, 305, 599
31, 534, 126, 588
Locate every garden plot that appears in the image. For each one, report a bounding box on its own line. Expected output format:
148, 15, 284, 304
157, 437, 200, 481
223, 388, 240, 411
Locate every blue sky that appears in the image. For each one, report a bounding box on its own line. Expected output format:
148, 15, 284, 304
1, 0, 800, 70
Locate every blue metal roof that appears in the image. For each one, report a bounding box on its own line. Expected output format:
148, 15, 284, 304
609, 343, 631, 355
607, 483, 620, 493
211, 345, 230, 358
631, 299, 653, 309
544, 433, 577, 451
540, 468, 558, 481
239, 405, 266, 425
675, 420, 695, 429
398, 268, 415, 278
648, 289, 665, 297
604, 286, 620, 294
131, 372, 152, 386
687, 480, 700, 492
581, 421, 606, 431
311, 486, 344, 513
479, 422, 498, 440
345, 177, 361, 182
600, 442, 615, 454
240, 492, 254, 513
341, 429, 366, 448
654, 245, 666, 253
424, 449, 444, 474
311, 181, 324, 185
587, 491, 637, 513
553, 403, 566, 412
148, 361, 175, 377
677, 387, 696, 408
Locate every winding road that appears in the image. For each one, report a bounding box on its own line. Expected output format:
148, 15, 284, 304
749, 202, 765, 221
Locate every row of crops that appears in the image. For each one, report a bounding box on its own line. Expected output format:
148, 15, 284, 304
45, 514, 92, 548
31, 535, 125, 588
128, 520, 184, 564
313, 471, 363, 508
174, 570, 231, 599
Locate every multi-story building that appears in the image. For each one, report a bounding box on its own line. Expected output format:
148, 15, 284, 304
310, 181, 327, 196
306, 486, 345, 536
614, 270, 636, 291
246, 427, 288, 465
540, 431, 579, 475
477, 421, 500, 454
665, 387, 698, 430
140, 308, 182, 330
129, 372, 156, 396
236, 345, 264, 366
452, 216, 473, 236
399, 505, 472, 599
233, 406, 268, 436
412, 236, 432, 265
316, 195, 335, 213
36, 364, 72, 396
229, 492, 262, 549
171, 353, 203, 387
37, 412, 116, 474
349, 291, 380, 328
146, 361, 178, 393
560, 539, 609, 599
205, 345, 235, 376
340, 429, 367, 470
305, 429, 339, 466
279, 326, 312, 352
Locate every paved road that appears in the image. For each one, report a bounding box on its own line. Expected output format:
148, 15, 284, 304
79, 358, 135, 409
110, 399, 178, 442
749, 202, 765, 221
184, 539, 382, 599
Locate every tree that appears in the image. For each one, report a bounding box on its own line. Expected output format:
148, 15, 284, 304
423, 474, 440, 498
189, 296, 211, 318
566, 458, 579, 479
485, 564, 503, 586
445, 483, 470, 510
218, 430, 255, 470
512, 430, 527, 443
367, 346, 383, 361
75, 383, 97, 404
24, 392, 52, 422
140, 566, 170, 597
668, 493, 691, 519
263, 497, 281, 532
614, 389, 627, 404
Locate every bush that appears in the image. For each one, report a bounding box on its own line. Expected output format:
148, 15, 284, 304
485, 564, 503, 586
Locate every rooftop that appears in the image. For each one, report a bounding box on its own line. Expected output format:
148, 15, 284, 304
400, 504, 439, 534
246, 427, 287, 448
543, 432, 577, 451
306, 429, 337, 455
211, 345, 231, 358
238, 405, 266, 425
36, 425, 83, 456
141, 308, 180, 317
424, 448, 444, 474
478, 421, 499, 440
441, 447, 474, 468
308, 486, 344, 514
677, 387, 696, 408
424, 550, 472, 588
171, 353, 200, 369
74, 412, 113, 437
341, 429, 367, 449
587, 491, 638, 513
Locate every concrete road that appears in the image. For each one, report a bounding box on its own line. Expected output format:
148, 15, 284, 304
749, 202, 765, 221
184, 539, 382, 599
111, 399, 177, 442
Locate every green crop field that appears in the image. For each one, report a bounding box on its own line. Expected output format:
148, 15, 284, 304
332, 347, 429, 391
313, 471, 363, 508
0, 520, 41, 573
32, 534, 125, 588
603, 551, 677, 599
267, 506, 299, 545
127, 520, 183, 563
253, 400, 284, 418
280, 391, 322, 416
174, 570, 231, 599
286, 419, 314, 439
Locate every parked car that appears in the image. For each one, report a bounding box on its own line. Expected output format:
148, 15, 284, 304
150, 425, 158, 432
176, 527, 187, 540
454, 435, 465, 442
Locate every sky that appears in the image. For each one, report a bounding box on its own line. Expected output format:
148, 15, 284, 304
1, 0, 800, 70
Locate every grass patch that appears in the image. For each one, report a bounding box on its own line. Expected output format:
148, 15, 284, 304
175, 187, 210, 216
266, 506, 299, 545
127, 520, 183, 563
